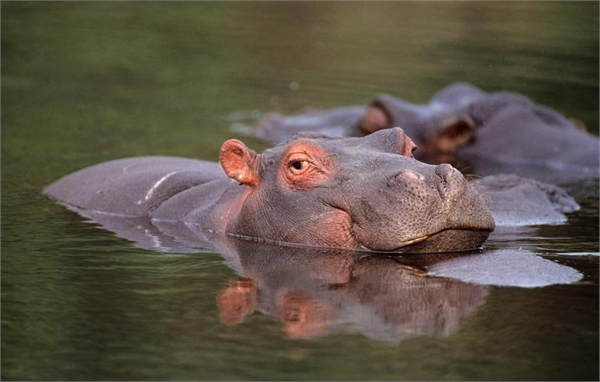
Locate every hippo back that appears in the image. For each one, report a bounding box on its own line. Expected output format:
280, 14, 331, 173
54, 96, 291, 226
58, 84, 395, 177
44, 156, 226, 217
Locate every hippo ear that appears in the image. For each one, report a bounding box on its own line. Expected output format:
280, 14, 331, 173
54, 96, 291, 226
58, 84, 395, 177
569, 118, 588, 132
433, 115, 476, 153
219, 139, 259, 187
360, 127, 417, 157
359, 105, 391, 134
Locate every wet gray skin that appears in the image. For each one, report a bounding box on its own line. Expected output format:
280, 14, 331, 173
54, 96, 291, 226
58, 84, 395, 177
44, 128, 495, 253
253, 106, 366, 146
250, 106, 367, 144
370, 84, 600, 182
250, 82, 600, 183
474, 174, 580, 226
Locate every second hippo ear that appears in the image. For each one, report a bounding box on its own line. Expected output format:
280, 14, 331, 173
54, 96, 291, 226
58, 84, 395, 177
359, 105, 391, 135
219, 139, 259, 187
433, 115, 477, 152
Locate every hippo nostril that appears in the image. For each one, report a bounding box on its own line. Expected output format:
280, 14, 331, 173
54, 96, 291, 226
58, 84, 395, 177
435, 163, 457, 181
433, 163, 466, 200
397, 170, 424, 181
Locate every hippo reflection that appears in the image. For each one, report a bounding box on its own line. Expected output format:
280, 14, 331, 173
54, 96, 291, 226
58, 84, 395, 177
214, 240, 581, 341
216, 240, 489, 342
44, 128, 495, 253
250, 83, 600, 182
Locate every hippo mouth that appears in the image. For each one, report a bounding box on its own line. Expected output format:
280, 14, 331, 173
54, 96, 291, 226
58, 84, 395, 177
226, 227, 491, 254
359, 228, 492, 254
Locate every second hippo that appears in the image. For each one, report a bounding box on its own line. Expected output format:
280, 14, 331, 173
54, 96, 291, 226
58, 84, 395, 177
250, 83, 600, 183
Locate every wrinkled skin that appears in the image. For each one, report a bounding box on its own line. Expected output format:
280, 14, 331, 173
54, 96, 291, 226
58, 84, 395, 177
44, 128, 495, 253
251, 83, 600, 183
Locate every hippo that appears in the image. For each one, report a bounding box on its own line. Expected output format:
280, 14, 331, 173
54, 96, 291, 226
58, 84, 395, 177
250, 83, 600, 183
42, 173, 579, 257
44, 128, 495, 253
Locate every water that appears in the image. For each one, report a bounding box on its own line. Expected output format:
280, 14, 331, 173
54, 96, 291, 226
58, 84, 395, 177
2, 2, 598, 380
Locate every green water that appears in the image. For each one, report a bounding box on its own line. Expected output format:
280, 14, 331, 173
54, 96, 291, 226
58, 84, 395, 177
2, 2, 598, 380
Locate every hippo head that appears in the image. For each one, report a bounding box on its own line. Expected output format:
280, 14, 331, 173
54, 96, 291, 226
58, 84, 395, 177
359, 94, 478, 166
218, 128, 495, 253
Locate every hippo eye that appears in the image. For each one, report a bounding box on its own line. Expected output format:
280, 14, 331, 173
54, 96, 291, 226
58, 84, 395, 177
283, 148, 329, 189
290, 160, 309, 174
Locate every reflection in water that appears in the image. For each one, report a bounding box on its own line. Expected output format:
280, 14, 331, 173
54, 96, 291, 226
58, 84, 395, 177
58, 203, 582, 342
277, 290, 332, 339
216, 279, 258, 326
215, 241, 488, 342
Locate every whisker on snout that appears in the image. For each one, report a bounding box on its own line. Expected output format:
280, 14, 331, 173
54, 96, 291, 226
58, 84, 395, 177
457, 164, 474, 175
464, 173, 483, 182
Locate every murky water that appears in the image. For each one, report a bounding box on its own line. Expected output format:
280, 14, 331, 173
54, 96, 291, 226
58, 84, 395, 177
2, 2, 598, 380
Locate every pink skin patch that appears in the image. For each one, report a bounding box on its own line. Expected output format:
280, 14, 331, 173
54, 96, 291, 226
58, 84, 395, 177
402, 135, 417, 157
398, 170, 424, 181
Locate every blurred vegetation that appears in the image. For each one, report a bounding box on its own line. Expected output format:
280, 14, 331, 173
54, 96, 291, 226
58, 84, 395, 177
2, 2, 598, 175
